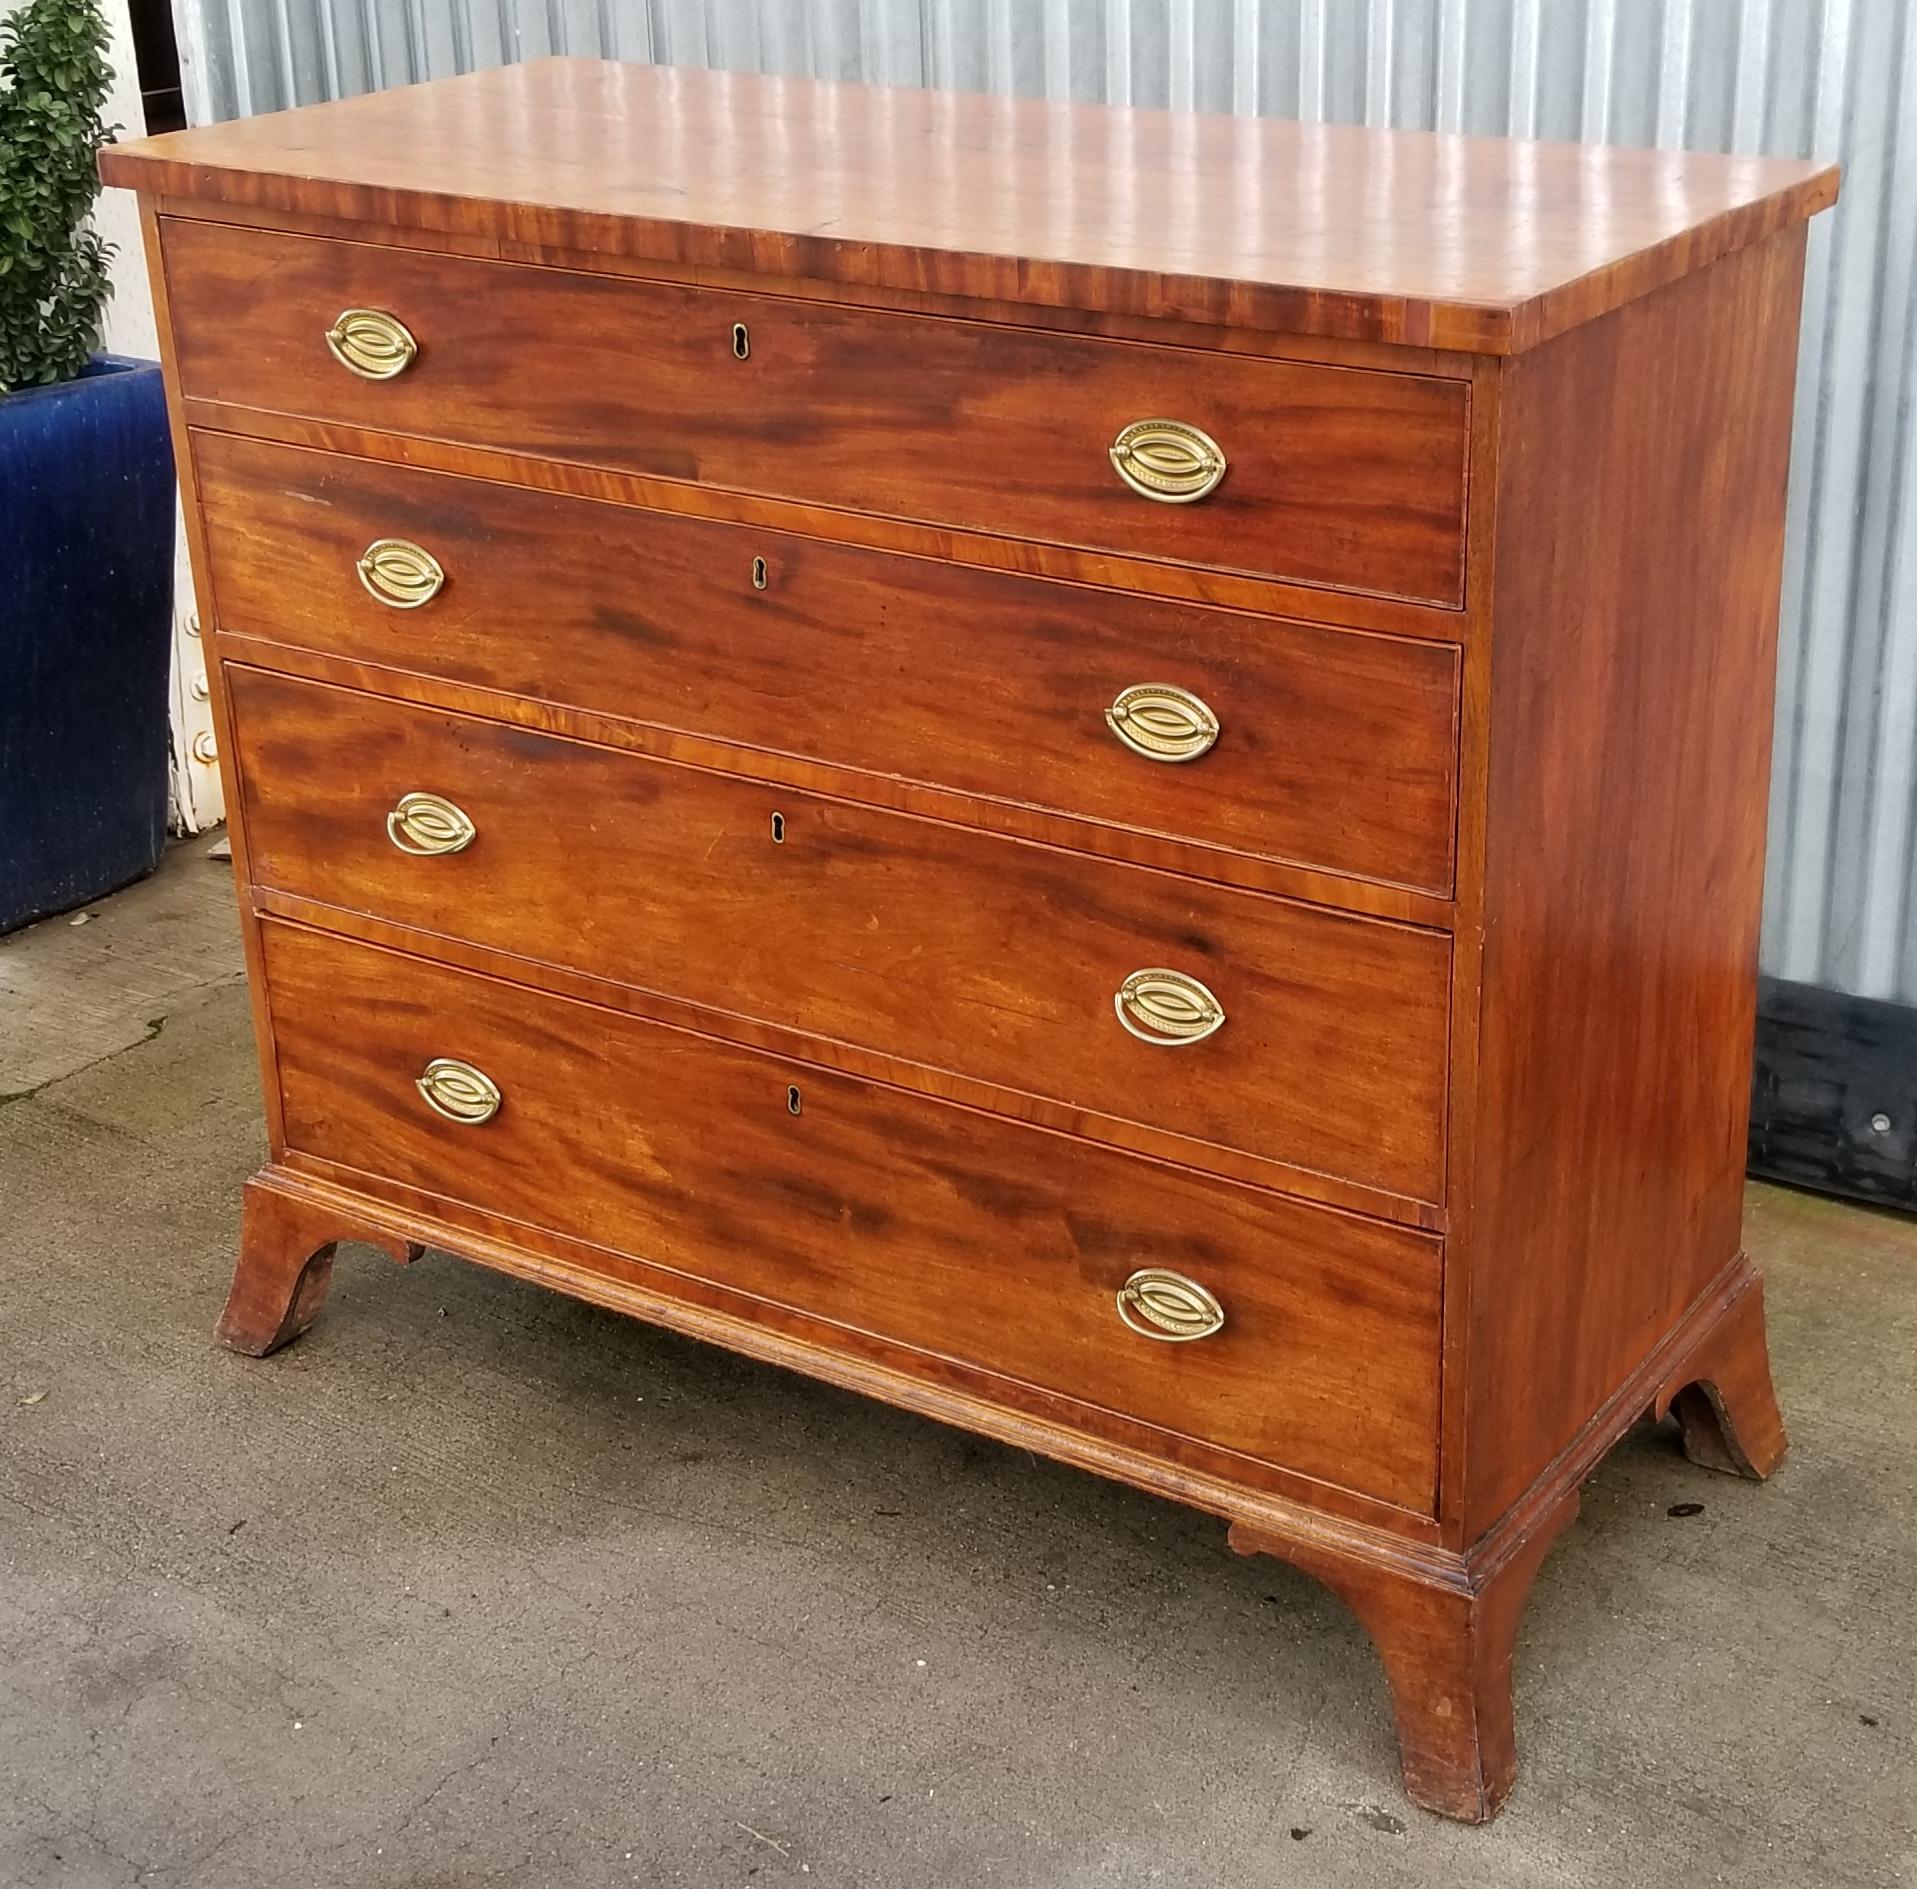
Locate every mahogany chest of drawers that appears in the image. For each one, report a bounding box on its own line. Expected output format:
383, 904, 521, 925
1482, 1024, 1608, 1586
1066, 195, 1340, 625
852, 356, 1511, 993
103, 62, 1838, 1821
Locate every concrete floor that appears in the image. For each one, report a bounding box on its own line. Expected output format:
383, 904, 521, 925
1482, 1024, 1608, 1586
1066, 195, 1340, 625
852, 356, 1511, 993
2, 841, 1913, 1889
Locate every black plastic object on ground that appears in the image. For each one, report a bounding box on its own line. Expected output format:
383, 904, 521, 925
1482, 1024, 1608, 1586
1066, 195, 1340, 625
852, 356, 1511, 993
1750, 974, 1917, 1213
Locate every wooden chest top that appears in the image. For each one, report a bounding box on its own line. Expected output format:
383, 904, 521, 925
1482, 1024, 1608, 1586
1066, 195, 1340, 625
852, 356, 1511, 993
101, 56, 1835, 354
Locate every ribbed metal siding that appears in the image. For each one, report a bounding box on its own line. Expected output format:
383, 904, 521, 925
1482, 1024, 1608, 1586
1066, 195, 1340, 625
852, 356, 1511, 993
172, 0, 1915, 1001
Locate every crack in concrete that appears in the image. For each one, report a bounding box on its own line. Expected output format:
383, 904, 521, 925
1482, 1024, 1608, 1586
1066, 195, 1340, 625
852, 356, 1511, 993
0, 1014, 170, 1110
384, 1746, 500, 1851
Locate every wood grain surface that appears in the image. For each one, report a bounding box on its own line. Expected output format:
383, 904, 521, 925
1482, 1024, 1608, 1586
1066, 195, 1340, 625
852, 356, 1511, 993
260, 918, 1444, 1512
101, 58, 1837, 353
196, 431, 1462, 895
1460, 230, 1811, 1536
161, 218, 1471, 606
228, 665, 1452, 1202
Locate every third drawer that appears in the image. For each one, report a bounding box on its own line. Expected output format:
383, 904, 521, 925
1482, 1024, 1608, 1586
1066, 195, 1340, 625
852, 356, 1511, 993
229, 666, 1450, 1204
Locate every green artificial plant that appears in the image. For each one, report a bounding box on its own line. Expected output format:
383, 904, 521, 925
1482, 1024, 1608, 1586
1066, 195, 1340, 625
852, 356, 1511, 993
0, 0, 114, 393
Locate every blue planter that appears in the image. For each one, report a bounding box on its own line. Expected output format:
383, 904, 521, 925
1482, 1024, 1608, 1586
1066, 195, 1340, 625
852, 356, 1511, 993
0, 355, 177, 932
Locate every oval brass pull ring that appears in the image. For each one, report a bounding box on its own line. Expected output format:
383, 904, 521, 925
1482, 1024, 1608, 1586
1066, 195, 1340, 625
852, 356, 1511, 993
1116, 1268, 1226, 1342
1109, 418, 1227, 503
1106, 683, 1220, 763
325, 306, 418, 379
1114, 967, 1226, 1046
415, 1057, 501, 1124
386, 791, 475, 856
357, 538, 445, 609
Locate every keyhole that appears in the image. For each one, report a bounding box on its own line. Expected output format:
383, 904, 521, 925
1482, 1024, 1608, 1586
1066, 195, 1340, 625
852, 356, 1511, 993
732, 322, 750, 359
786, 1085, 802, 1116
751, 555, 768, 590
770, 811, 786, 843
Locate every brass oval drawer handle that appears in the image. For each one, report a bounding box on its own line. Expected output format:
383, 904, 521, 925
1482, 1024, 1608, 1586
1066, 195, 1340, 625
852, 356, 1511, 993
325, 306, 418, 379
1106, 683, 1220, 763
1109, 418, 1227, 503
1116, 1268, 1225, 1342
387, 791, 476, 856
357, 537, 445, 609
1115, 967, 1225, 1046
415, 1057, 501, 1124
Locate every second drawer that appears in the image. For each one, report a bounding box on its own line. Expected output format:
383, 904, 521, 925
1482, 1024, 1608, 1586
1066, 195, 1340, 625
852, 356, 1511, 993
230, 667, 1450, 1202
196, 433, 1461, 894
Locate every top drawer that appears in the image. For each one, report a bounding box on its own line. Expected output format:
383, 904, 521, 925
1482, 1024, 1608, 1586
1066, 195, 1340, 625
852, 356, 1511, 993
159, 219, 1470, 609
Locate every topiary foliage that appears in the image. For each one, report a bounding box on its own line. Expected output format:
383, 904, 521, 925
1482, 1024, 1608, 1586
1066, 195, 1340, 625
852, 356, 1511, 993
0, 0, 115, 393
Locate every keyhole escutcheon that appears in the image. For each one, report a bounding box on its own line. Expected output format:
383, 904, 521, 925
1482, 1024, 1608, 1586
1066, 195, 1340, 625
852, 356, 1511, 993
732, 322, 751, 359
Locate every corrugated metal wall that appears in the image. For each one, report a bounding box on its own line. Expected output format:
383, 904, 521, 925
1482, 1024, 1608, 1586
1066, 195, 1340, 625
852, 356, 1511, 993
170, 0, 1917, 1001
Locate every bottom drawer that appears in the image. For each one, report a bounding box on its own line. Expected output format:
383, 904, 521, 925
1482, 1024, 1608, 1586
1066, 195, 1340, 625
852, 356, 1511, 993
261, 922, 1442, 1512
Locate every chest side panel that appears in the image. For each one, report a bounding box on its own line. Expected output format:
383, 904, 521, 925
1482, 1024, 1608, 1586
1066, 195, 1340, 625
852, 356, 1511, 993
1459, 230, 1810, 1539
